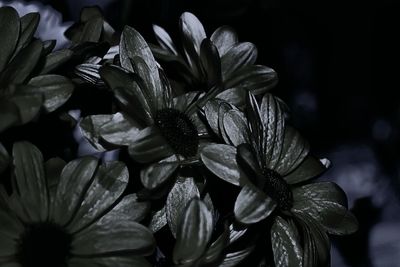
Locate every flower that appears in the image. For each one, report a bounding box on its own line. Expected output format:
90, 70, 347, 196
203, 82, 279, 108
151, 12, 277, 102
80, 25, 211, 191
0, 141, 154, 267
0, 6, 74, 133
200, 93, 358, 266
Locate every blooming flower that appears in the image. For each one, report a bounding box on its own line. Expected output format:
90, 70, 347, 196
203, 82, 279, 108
200, 93, 358, 266
151, 12, 277, 104
0, 141, 154, 267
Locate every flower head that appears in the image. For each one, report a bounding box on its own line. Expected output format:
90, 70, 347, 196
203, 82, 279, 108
0, 141, 154, 267
201, 93, 358, 266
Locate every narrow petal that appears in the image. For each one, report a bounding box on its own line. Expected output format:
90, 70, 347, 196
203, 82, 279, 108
51, 157, 98, 226
260, 94, 285, 170
224, 65, 278, 95
210, 26, 238, 56
200, 39, 221, 87
71, 214, 155, 256
173, 198, 213, 265
166, 177, 200, 238
153, 24, 178, 55
220, 42, 257, 81
292, 182, 358, 235
200, 144, 248, 186
141, 154, 180, 190
283, 156, 326, 185
234, 184, 276, 224
223, 109, 250, 146
219, 245, 254, 267
128, 126, 174, 163
80, 112, 141, 151
0, 7, 20, 72
13, 142, 48, 222
0, 100, 19, 133
67, 161, 129, 233
275, 125, 310, 176
0, 142, 10, 174
271, 216, 303, 267
0, 209, 23, 240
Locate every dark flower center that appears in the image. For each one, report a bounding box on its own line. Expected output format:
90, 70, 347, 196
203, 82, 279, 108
155, 108, 199, 157
17, 222, 72, 267
263, 168, 293, 210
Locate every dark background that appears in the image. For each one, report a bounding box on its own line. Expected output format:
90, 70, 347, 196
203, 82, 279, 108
6, 0, 400, 266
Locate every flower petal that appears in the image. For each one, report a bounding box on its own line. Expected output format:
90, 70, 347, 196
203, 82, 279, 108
201, 144, 248, 186
166, 177, 200, 238
69, 256, 151, 267
283, 155, 326, 184
0, 100, 19, 133
216, 87, 246, 109
100, 65, 153, 125
51, 157, 98, 226
173, 198, 213, 265
153, 24, 178, 55
292, 182, 358, 235
234, 184, 276, 224
224, 65, 278, 95
200, 38, 221, 87
128, 126, 174, 163
221, 42, 257, 81
0, 142, 10, 174
260, 94, 285, 170
275, 125, 309, 176
0, 7, 20, 72
141, 154, 180, 190
219, 245, 254, 267
223, 109, 250, 146
9, 93, 42, 124
107, 194, 150, 223
12, 142, 48, 222
210, 26, 238, 56
71, 217, 155, 256
80, 112, 141, 151
271, 216, 303, 267
67, 161, 129, 233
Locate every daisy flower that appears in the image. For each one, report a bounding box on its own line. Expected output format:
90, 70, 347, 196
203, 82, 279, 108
200, 93, 358, 266
151, 12, 277, 102
0, 141, 154, 267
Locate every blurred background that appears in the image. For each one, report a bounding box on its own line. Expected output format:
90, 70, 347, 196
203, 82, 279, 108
1, 0, 399, 266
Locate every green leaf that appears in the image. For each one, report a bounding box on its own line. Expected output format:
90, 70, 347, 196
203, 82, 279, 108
149, 207, 167, 233
167, 177, 200, 238
28, 75, 73, 112
80, 112, 141, 151
128, 126, 174, 163
0, 40, 43, 85
271, 216, 303, 267
292, 182, 358, 235
220, 42, 257, 80
283, 155, 326, 185
0, 7, 20, 72
153, 24, 178, 55
13, 141, 48, 222
100, 65, 153, 125
0, 142, 9, 174
224, 65, 278, 95
234, 184, 276, 224
201, 144, 248, 186
210, 26, 238, 57
173, 198, 213, 265
14, 13, 40, 56
141, 154, 180, 190
39, 49, 73, 75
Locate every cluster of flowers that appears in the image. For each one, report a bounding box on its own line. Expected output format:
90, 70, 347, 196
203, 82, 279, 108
0, 6, 358, 267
